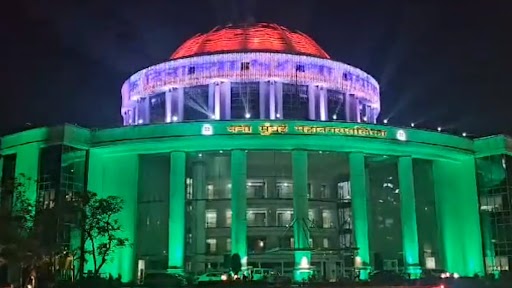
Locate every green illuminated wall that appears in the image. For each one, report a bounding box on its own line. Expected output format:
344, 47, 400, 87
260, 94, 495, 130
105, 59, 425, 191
231, 150, 248, 269
433, 158, 484, 276
87, 151, 139, 281
14, 143, 41, 207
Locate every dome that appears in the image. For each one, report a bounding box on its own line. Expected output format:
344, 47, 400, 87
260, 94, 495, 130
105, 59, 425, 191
170, 23, 330, 60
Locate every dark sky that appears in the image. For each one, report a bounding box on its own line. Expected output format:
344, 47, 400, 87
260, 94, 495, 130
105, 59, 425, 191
2, 0, 511, 136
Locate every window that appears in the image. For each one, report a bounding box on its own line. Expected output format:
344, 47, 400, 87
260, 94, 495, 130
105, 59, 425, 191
320, 184, 328, 199
205, 210, 217, 228
188, 66, 195, 75
207, 184, 214, 199
323, 238, 329, 248
322, 210, 334, 228
187, 233, 192, 244
241, 62, 250, 71
338, 182, 351, 201
231, 82, 260, 119
277, 182, 293, 198
184, 85, 209, 121
296, 64, 305, 72
247, 180, 266, 198
206, 239, 217, 254
276, 209, 293, 226
247, 209, 267, 227
149, 93, 166, 124
327, 89, 346, 121
308, 209, 315, 227
226, 238, 231, 252
225, 209, 232, 227
186, 178, 193, 199
282, 83, 309, 120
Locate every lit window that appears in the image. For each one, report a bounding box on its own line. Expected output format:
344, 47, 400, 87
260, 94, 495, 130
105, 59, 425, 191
277, 182, 293, 198
187, 234, 192, 244
247, 209, 267, 227
323, 238, 329, 248
322, 210, 333, 228
225, 209, 232, 227
226, 238, 231, 252
206, 238, 217, 253
337, 182, 351, 201
207, 184, 214, 199
186, 178, 193, 199
205, 210, 217, 228
277, 209, 293, 226
320, 184, 328, 198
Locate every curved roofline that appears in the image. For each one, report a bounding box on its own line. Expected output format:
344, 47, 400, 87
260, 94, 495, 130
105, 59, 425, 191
170, 22, 330, 60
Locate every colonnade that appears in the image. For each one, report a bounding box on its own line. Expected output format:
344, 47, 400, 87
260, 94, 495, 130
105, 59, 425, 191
123, 81, 378, 125
166, 151, 442, 281
1, 147, 485, 282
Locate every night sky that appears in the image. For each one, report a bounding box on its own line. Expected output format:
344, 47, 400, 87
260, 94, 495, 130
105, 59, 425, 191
2, 0, 512, 137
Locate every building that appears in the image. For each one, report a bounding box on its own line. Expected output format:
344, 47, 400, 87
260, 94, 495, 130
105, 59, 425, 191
0, 23, 511, 282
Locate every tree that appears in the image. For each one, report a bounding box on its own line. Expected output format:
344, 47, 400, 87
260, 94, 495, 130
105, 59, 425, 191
0, 174, 46, 285
230, 253, 242, 276
78, 192, 129, 276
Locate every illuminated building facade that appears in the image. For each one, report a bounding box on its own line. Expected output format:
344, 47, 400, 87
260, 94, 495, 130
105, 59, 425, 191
0, 23, 508, 282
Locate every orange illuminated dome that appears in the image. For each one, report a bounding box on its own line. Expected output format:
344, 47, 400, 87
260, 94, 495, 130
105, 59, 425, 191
170, 23, 330, 60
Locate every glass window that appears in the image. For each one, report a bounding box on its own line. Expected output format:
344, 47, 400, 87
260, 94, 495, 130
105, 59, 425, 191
138, 154, 170, 258
206, 238, 217, 254
276, 209, 293, 226
282, 83, 308, 120
247, 151, 292, 199
225, 209, 232, 227
277, 182, 293, 198
206, 210, 217, 228
0, 154, 16, 209
149, 93, 166, 123
231, 82, 260, 119
136, 97, 149, 124
247, 180, 266, 198
367, 156, 402, 265
226, 238, 231, 252
247, 209, 267, 227
184, 85, 209, 121
327, 89, 346, 121
323, 238, 329, 248
322, 210, 334, 228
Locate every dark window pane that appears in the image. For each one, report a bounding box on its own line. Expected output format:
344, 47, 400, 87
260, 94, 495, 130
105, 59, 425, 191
184, 85, 209, 121
231, 82, 259, 119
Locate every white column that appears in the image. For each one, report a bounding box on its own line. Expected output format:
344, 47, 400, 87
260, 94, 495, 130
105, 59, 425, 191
259, 81, 267, 119
177, 87, 184, 121
221, 81, 231, 120
141, 97, 150, 124
214, 82, 221, 120
308, 84, 316, 120
165, 89, 173, 122
134, 102, 140, 124
344, 94, 351, 121
269, 81, 276, 119
319, 86, 327, 121
276, 82, 283, 119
